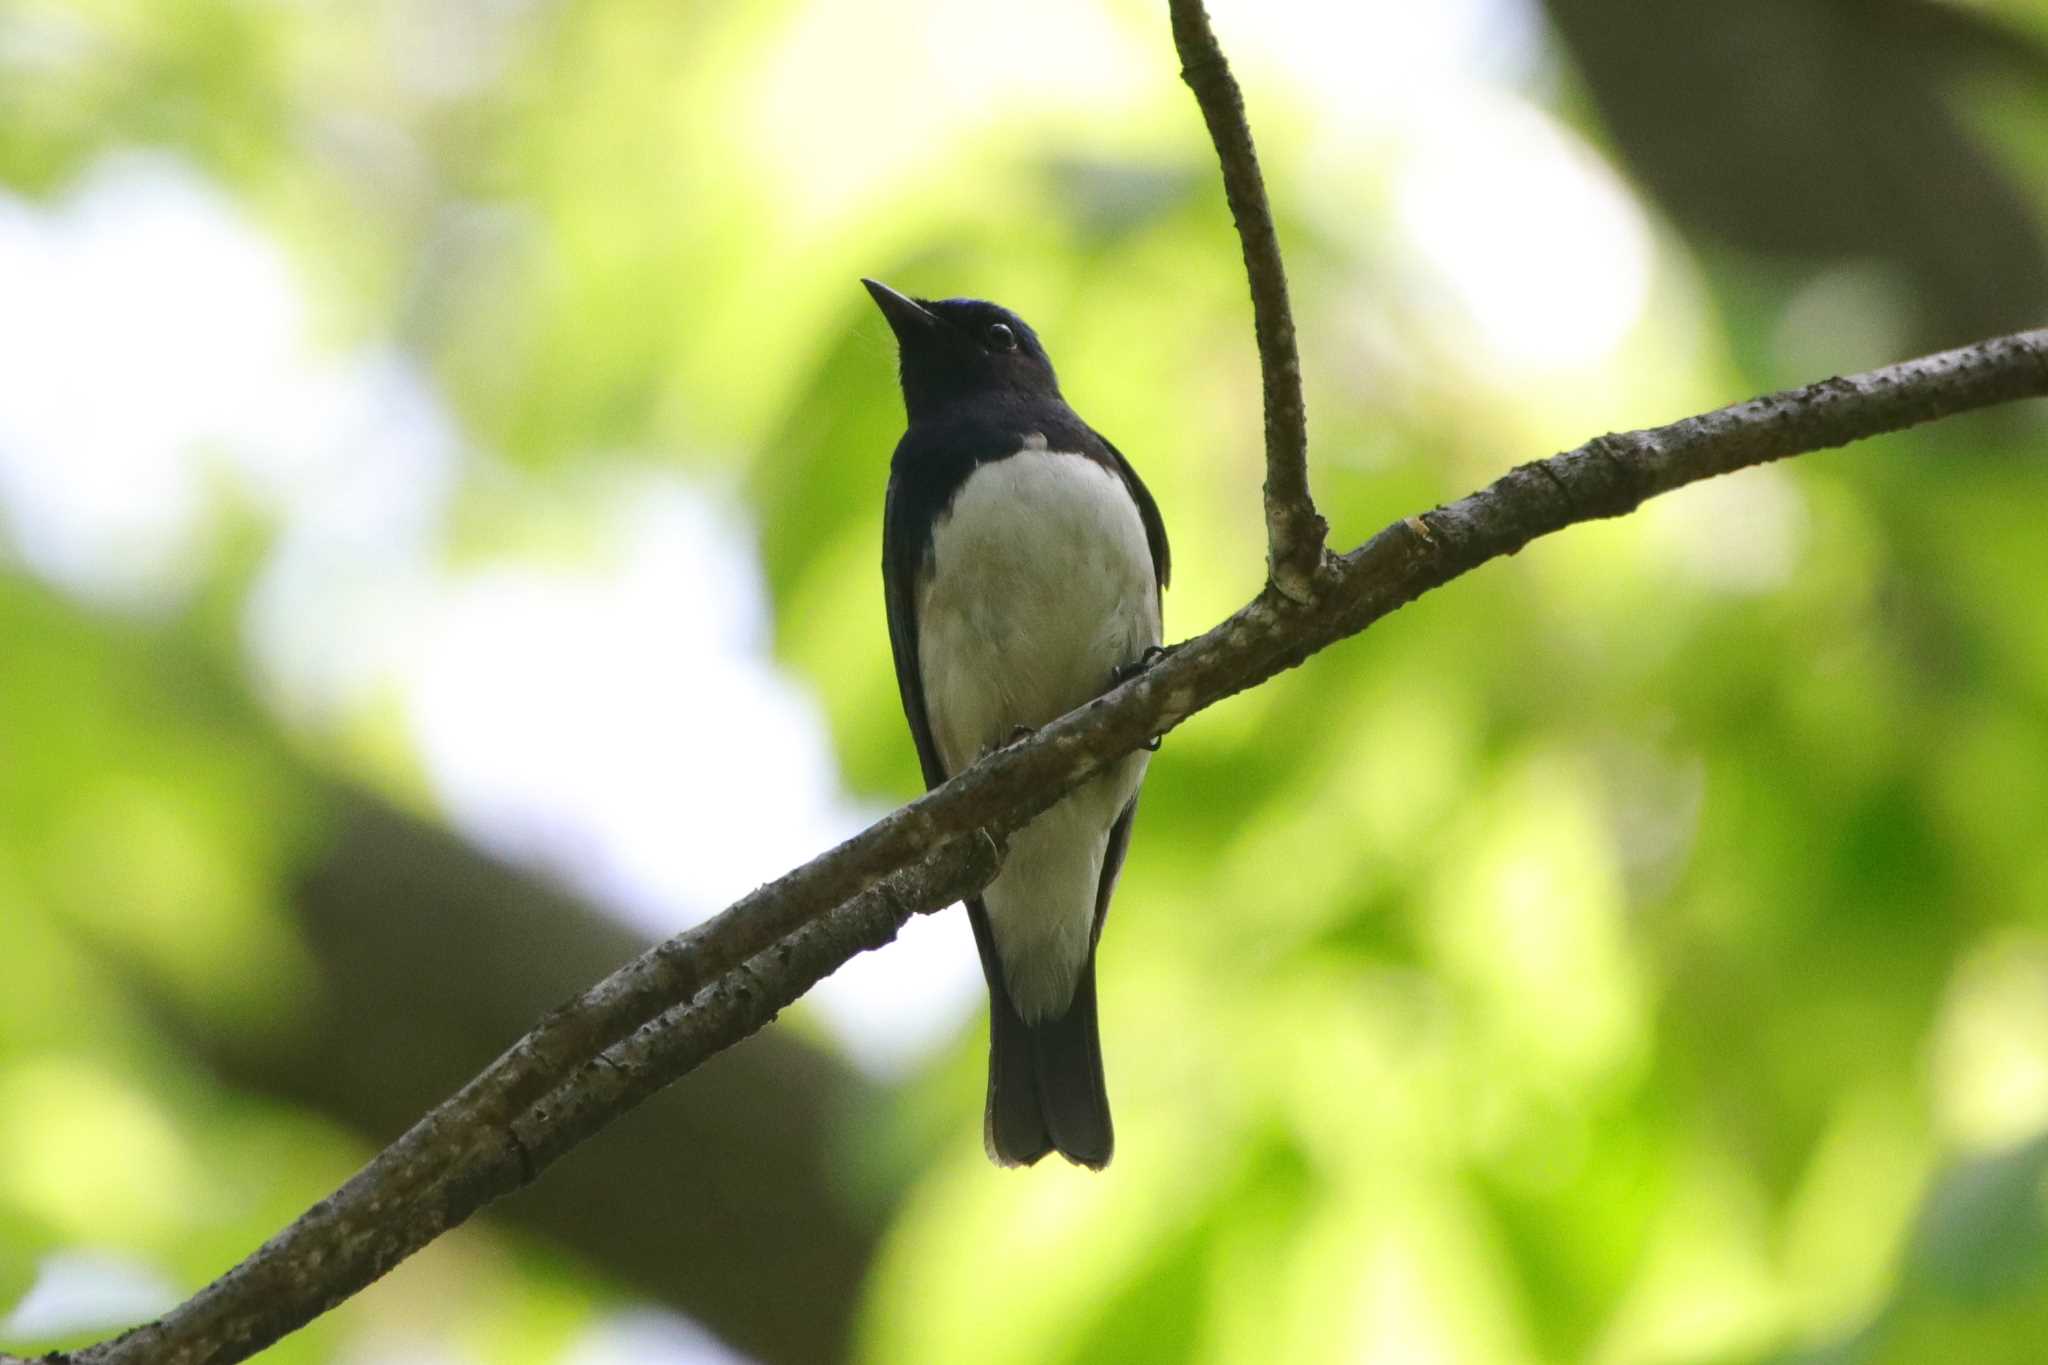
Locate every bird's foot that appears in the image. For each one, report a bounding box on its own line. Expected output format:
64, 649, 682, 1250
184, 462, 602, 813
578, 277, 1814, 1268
1001, 724, 1036, 749
1114, 644, 1172, 686
1114, 646, 1173, 752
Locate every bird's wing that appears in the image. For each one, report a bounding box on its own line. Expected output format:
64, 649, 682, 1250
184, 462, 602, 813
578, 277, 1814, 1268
882, 465, 950, 792
1097, 433, 1170, 598
1094, 796, 1139, 943
1087, 434, 1163, 941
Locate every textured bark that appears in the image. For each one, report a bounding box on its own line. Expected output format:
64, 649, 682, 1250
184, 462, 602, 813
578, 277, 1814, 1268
53, 827, 997, 1365
1169, 0, 1326, 602
221, 791, 888, 1365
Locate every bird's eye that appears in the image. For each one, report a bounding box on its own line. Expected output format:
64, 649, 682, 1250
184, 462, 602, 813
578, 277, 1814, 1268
986, 322, 1017, 352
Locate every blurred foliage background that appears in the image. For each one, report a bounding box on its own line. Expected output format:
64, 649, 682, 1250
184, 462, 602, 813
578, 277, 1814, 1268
3, 0, 2048, 1362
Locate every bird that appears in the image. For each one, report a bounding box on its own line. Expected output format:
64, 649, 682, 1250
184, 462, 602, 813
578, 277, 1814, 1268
866, 278, 1169, 1169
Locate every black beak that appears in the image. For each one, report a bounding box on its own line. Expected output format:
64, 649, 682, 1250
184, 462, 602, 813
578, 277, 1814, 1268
862, 278, 938, 342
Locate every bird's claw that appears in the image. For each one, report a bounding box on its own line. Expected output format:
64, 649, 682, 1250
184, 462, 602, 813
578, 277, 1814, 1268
1114, 647, 1171, 752
1110, 647, 1173, 752
1114, 644, 1172, 686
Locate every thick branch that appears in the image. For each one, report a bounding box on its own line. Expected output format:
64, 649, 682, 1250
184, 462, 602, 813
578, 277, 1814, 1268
232, 788, 887, 1363
39, 327, 2048, 1365
1169, 0, 1326, 602
59, 833, 1001, 1365
507, 832, 1003, 1176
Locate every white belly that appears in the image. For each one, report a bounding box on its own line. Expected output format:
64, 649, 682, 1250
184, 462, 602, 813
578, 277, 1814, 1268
917, 449, 1160, 1020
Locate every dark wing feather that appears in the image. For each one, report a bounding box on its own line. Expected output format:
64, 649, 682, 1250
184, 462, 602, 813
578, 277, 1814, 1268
1093, 796, 1139, 945
1097, 433, 1170, 598
1080, 432, 1160, 948
881, 468, 949, 791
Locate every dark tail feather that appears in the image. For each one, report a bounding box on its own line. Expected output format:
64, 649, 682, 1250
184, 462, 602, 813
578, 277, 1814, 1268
1031, 957, 1113, 1169
984, 971, 1054, 1167
971, 903, 1114, 1169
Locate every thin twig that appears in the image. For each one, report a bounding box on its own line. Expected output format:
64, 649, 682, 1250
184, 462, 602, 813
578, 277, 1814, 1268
1169, 0, 1326, 603
41, 326, 2048, 1365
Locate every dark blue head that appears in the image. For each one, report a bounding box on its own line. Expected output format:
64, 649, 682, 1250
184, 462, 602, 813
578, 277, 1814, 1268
863, 278, 1063, 421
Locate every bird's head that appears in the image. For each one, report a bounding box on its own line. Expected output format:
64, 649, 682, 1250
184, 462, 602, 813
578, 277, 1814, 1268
863, 278, 1062, 420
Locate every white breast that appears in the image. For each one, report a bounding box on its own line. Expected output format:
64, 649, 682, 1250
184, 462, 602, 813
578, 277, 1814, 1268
917, 448, 1161, 1020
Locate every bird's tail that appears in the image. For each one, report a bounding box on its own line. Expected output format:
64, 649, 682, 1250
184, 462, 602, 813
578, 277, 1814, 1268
981, 945, 1113, 1170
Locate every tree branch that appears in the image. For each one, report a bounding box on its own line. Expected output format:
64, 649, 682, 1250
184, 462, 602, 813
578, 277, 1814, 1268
1169, 0, 1327, 603
55, 833, 1002, 1365
34, 324, 2048, 1365
213, 786, 889, 1363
